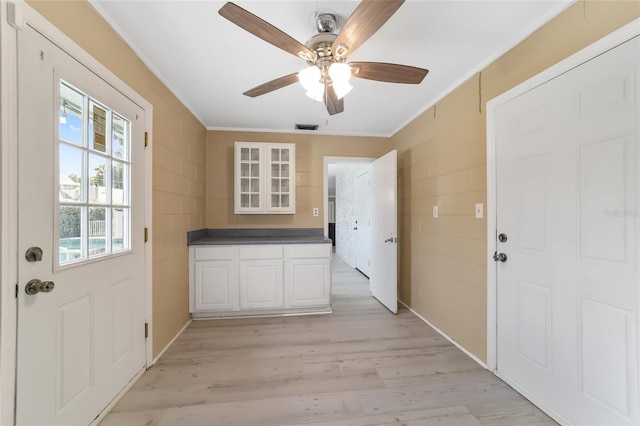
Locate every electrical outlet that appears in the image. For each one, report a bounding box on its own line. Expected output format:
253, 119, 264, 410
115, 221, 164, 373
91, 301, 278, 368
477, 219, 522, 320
475, 203, 484, 219
312, 207, 319, 217
432, 206, 438, 218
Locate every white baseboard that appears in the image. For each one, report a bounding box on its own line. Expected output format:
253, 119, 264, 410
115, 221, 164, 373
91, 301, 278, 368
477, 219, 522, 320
152, 319, 192, 365
398, 299, 487, 369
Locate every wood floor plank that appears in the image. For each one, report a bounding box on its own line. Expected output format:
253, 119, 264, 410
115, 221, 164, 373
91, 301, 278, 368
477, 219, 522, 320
101, 255, 556, 425
288, 406, 481, 426
156, 391, 364, 426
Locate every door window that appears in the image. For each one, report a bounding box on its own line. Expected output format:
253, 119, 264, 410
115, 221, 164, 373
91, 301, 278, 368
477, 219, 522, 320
58, 81, 131, 265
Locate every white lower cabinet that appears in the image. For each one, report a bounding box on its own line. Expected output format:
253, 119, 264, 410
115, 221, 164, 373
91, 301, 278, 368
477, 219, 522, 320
194, 260, 235, 312
285, 244, 331, 308
190, 243, 331, 317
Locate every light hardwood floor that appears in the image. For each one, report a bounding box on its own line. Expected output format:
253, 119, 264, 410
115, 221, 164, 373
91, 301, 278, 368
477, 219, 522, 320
102, 255, 555, 426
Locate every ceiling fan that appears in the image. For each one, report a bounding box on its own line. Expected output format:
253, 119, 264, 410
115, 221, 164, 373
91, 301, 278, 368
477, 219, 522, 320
219, 0, 429, 116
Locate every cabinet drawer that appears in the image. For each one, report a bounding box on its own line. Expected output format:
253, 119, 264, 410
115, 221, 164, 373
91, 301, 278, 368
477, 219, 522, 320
239, 245, 283, 260
287, 244, 330, 259
194, 246, 235, 261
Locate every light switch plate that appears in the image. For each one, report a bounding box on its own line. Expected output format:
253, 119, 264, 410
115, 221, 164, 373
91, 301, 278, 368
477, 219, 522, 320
475, 203, 484, 219
312, 208, 319, 217
432, 206, 438, 218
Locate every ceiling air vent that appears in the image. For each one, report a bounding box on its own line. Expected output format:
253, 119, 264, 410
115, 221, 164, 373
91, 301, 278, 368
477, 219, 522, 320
295, 124, 319, 131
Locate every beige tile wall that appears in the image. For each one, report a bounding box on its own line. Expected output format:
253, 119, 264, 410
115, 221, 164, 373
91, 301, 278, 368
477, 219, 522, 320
27, 1, 207, 356
206, 131, 391, 228
392, 0, 640, 361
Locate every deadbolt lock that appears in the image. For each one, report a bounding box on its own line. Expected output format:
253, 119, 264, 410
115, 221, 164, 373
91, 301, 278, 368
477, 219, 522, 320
25, 247, 43, 262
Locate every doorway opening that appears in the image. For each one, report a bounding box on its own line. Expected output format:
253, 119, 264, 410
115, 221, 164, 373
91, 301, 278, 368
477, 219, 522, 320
324, 157, 373, 293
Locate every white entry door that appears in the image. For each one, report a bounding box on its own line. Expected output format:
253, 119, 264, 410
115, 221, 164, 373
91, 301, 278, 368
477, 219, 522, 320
370, 150, 398, 314
495, 36, 639, 425
355, 170, 371, 277
16, 25, 147, 425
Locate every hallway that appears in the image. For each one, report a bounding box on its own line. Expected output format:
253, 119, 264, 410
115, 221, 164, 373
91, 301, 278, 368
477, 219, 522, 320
102, 256, 554, 425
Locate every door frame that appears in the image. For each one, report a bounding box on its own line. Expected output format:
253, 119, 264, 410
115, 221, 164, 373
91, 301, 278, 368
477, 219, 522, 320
0, 2, 154, 424
323, 156, 374, 242
486, 18, 640, 372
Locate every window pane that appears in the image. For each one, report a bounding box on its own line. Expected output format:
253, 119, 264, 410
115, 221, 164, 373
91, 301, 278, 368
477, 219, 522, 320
59, 206, 84, 264
57, 80, 132, 267
89, 207, 107, 257
112, 161, 127, 205
271, 149, 279, 162
89, 101, 108, 153
89, 154, 108, 204
112, 113, 128, 160
112, 208, 129, 253
281, 149, 289, 162
59, 144, 83, 202
59, 84, 84, 146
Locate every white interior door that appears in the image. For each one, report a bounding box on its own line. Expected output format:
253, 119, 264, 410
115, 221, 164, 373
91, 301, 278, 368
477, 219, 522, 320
495, 36, 639, 425
355, 170, 371, 277
17, 25, 147, 425
370, 150, 398, 314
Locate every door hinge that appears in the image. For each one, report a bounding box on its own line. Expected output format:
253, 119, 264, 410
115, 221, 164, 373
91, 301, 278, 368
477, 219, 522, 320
144, 227, 149, 243
144, 322, 149, 338
15, 284, 18, 298
144, 132, 148, 148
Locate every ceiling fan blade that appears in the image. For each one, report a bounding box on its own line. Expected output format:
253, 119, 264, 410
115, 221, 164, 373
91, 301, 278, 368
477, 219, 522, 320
324, 85, 344, 116
243, 73, 299, 97
219, 2, 317, 62
331, 0, 404, 59
349, 62, 428, 84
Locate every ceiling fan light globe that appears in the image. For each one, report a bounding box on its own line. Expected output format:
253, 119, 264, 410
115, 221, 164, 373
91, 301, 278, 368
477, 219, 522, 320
306, 83, 325, 102
328, 62, 352, 84
298, 66, 322, 91
332, 81, 353, 100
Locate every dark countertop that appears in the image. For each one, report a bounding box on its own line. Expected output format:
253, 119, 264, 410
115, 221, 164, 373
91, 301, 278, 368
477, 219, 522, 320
187, 228, 332, 246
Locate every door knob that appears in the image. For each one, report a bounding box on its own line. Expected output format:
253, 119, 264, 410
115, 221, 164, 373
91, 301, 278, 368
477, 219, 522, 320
25, 279, 55, 295
493, 252, 507, 262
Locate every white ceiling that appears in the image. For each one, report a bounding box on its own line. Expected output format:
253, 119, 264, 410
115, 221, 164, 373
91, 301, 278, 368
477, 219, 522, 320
90, 0, 572, 137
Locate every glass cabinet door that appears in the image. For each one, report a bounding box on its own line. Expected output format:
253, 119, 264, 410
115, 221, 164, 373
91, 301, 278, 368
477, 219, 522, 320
267, 144, 295, 213
235, 143, 262, 212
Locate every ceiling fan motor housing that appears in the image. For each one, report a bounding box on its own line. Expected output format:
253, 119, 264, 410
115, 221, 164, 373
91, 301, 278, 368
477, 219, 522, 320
316, 13, 337, 33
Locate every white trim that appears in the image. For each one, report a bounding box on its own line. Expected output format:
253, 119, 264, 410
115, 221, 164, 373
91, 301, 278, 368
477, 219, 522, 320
398, 299, 487, 369
144, 107, 154, 367
1, 1, 155, 423
1, 2, 20, 425
485, 18, 640, 372
208, 125, 389, 139
152, 319, 192, 365
323, 156, 375, 239
88, 367, 146, 426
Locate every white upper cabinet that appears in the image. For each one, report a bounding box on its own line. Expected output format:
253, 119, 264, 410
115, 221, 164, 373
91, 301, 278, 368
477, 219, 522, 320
235, 142, 295, 214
